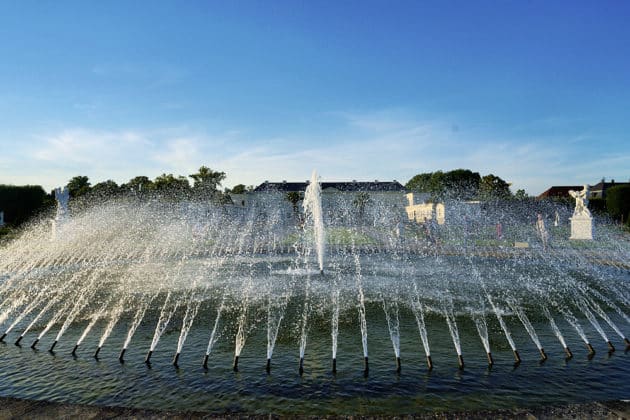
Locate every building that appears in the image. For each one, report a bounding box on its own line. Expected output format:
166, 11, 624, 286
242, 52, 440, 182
404, 193, 445, 224
537, 180, 629, 200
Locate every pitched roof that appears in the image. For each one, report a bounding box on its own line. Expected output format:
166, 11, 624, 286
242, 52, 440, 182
537, 186, 582, 199
254, 180, 406, 193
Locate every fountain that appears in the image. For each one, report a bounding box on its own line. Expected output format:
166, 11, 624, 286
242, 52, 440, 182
0, 175, 629, 415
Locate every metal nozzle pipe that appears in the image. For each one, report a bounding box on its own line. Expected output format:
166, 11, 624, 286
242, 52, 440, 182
49, 340, 58, 353
457, 354, 465, 370
233, 355, 239, 372
586, 342, 595, 355
94, 346, 101, 359
332, 358, 337, 374
487, 352, 494, 366
0, 333, 6, 342
564, 346, 573, 359
426, 355, 433, 370
71, 344, 78, 356
513, 349, 521, 364
31, 338, 39, 349
396, 357, 401, 373
607, 341, 615, 352
145, 350, 153, 364
266, 358, 271, 373
119, 348, 126, 362
172, 352, 180, 367
624, 338, 630, 348
15, 336, 23, 346
364, 356, 369, 373
202, 354, 209, 369
299, 357, 304, 375
539, 348, 547, 361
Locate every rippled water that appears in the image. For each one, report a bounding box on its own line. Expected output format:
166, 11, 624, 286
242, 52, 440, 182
0, 255, 629, 415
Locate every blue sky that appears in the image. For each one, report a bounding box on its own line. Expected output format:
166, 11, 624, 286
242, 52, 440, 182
1, 1, 629, 195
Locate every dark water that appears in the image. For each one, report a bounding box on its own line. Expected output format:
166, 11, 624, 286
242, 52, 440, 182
0, 298, 629, 415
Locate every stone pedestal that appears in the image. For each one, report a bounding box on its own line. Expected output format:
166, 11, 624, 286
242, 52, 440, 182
570, 214, 593, 240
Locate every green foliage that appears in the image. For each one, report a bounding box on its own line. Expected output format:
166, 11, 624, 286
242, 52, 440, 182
353, 191, 372, 219
478, 174, 512, 200
606, 185, 630, 223
90, 180, 120, 198
0, 184, 51, 226
514, 189, 528, 200
229, 184, 247, 194
588, 198, 607, 215
66, 176, 91, 198
285, 191, 304, 213
122, 176, 154, 193
153, 173, 191, 194
189, 166, 226, 192
405, 169, 480, 200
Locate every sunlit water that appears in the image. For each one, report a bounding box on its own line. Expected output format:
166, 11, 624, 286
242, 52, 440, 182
0, 194, 629, 415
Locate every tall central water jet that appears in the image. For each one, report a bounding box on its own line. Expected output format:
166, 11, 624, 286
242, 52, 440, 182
303, 170, 325, 274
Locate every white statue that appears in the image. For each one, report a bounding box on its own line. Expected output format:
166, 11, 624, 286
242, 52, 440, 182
554, 210, 559, 227
569, 185, 591, 217
54, 187, 70, 219
536, 213, 549, 249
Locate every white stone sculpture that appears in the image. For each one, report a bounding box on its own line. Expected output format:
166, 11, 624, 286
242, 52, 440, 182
51, 187, 70, 240
568, 185, 593, 240
569, 185, 591, 217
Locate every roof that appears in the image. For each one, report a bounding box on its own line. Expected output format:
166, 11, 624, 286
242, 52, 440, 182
537, 186, 582, 199
254, 180, 406, 193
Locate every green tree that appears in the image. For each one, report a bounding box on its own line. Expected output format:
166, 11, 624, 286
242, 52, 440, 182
478, 174, 512, 200
353, 191, 372, 220
405, 172, 433, 192
153, 173, 190, 195
442, 169, 481, 199
66, 176, 91, 198
514, 189, 528, 200
123, 176, 154, 193
0, 185, 50, 226
230, 184, 247, 194
285, 191, 304, 216
90, 180, 120, 198
189, 166, 226, 193
606, 185, 630, 224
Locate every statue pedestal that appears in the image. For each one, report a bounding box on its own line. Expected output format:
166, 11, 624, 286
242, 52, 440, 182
570, 214, 593, 240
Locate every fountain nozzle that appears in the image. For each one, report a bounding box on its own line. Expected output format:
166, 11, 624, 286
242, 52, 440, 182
487, 352, 494, 366
586, 342, 595, 355
564, 346, 573, 359
14, 336, 23, 346
202, 354, 209, 369
396, 357, 401, 373
266, 358, 271, 373
233, 355, 239, 372
513, 349, 521, 364
539, 348, 547, 361
332, 358, 337, 374
364, 356, 369, 374
607, 341, 615, 352
145, 350, 153, 364
299, 357, 304, 375
31, 338, 39, 349
71, 344, 78, 356
172, 352, 180, 367
49, 340, 58, 353
94, 346, 101, 359
457, 354, 465, 370
118, 348, 126, 362
624, 338, 630, 348
320, 269, 324, 276
0, 333, 6, 342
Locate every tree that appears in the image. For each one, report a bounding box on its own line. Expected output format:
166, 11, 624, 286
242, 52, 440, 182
90, 180, 120, 198
353, 191, 372, 220
405, 173, 433, 192
514, 189, 528, 200
66, 176, 91, 198
123, 176, 154, 193
285, 191, 304, 216
0, 185, 50, 226
478, 174, 512, 200
442, 169, 481, 200
606, 185, 630, 224
189, 166, 226, 193
153, 173, 190, 195
230, 184, 247, 194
